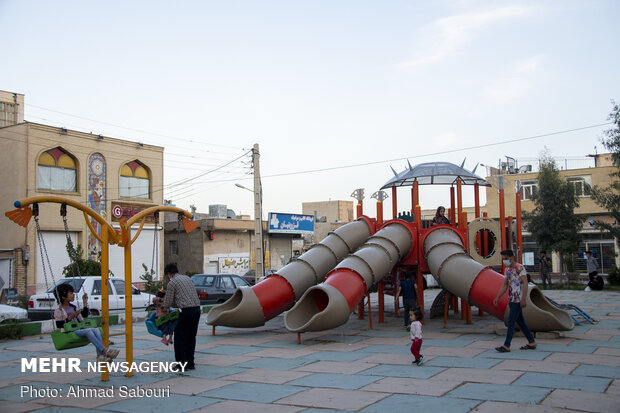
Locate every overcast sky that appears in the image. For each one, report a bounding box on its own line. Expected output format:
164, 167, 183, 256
1, 0, 619, 219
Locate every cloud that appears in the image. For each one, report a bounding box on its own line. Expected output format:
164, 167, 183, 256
399, 6, 532, 69
482, 55, 545, 103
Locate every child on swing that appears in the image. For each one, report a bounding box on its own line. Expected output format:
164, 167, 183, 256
53, 283, 119, 362
153, 289, 176, 345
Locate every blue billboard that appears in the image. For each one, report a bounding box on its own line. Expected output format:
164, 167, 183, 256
268, 213, 314, 234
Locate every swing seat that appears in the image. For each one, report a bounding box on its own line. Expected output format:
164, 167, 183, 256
155, 309, 179, 327
52, 319, 102, 351
146, 312, 163, 337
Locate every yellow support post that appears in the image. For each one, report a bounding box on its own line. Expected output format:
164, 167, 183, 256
101, 227, 110, 382
123, 224, 134, 377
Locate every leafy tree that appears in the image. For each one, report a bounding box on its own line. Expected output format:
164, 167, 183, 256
591, 101, 620, 242
62, 242, 101, 277
139, 263, 163, 295
523, 154, 584, 282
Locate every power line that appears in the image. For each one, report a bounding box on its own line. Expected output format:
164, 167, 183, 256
261, 122, 614, 179
26, 104, 245, 151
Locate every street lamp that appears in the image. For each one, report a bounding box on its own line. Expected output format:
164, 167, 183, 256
235, 181, 264, 284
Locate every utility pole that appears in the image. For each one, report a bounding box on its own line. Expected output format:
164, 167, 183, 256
252, 143, 264, 284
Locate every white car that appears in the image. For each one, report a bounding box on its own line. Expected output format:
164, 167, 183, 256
28, 277, 156, 321
0, 304, 28, 323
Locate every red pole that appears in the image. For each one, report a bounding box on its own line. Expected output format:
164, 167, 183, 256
457, 179, 463, 229
413, 181, 419, 211
415, 205, 424, 322
392, 187, 397, 219
450, 186, 456, 224
367, 293, 373, 329
356, 200, 363, 220
474, 183, 480, 218
507, 215, 513, 251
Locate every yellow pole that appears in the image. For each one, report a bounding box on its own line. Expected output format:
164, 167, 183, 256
101, 227, 110, 382
123, 224, 134, 377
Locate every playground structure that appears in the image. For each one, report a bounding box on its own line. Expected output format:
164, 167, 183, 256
208, 161, 574, 335
5, 195, 198, 381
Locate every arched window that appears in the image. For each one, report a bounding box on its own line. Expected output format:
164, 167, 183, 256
120, 160, 150, 199
37, 147, 77, 192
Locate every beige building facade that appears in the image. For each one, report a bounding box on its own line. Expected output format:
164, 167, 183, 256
302, 200, 354, 245
483, 155, 618, 274
0, 99, 164, 295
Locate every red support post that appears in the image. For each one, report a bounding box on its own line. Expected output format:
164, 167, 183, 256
499, 186, 506, 273
367, 293, 373, 329
516, 193, 523, 264
474, 183, 480, 218
392, 187, 397, 219
450, 186, 456, 224
457, 179, 463, 229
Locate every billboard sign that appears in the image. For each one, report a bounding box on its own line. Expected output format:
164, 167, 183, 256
268, 213, 314, 234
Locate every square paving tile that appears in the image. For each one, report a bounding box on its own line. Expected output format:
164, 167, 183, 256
431, 367, 523, 384
294, 361, 376, 375
300, 350, 373, 362
471, 400, 582, 412
360, 394, 480, 413
572, 364, 620, 379
139, 377, 233, 395
101, 394, 219, 412
422, 346, 487, 358
189, 400, 305, 413
513, 372, 611, 392
200, 382, 305, 403
236, 357, 311, 371
288, 372, 381, 390
542, 389, 620, 413
223, 368, 312, 384
355, 353, 429, 366
246, 348, 318, 359
198, 345, 258, 355
492, 359, 578, 374
447, 382, 551, 403
479, 349, 551, 361
194, 354, 258, 367
275, 388, 387, 410
361, 377, 462, 396
183, 365, 248, 380
425, 356, 501, 369
360, 364, 445, 379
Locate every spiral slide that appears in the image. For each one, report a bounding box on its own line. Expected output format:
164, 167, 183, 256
284, 223, 573, 333
424, 226, 574, 331
206, 217, 374, 328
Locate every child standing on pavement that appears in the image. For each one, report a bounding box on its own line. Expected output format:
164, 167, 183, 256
409, 308, 424, 365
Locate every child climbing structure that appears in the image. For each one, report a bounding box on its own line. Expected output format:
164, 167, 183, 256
208, 161, 574, 334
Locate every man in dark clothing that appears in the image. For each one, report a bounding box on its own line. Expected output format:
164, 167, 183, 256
163, 263, 201, 370
395, 272, 418, 329
539, 251, 552, 289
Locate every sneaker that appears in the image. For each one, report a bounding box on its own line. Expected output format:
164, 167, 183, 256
167, 339, 173, 345
96, 354, 108, 363
106, 349, 120, 360
416, 356, 424, 365
161, 338, 168, 345
584, 286, 592, 292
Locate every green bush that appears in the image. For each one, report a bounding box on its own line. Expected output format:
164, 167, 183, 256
0, 319, 24, 340
607, 266, 620, 286
139, 264, 163, 295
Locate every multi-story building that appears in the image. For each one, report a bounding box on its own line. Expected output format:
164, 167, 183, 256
0, 91, 164, 295
484, 154, 618, 274
302, 200, 354, 245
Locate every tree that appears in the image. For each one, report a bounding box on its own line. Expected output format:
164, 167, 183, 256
522, 154, 584, 282
62, 242, 101, 277
591, 101, 620, 242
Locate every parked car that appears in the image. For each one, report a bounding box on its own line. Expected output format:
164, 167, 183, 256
242, 269, 277, 285
0, 304, 28, 323
28, 277, 156, 321
191, 273, 251, 304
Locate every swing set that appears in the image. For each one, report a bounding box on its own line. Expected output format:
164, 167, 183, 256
5, 195, 198, 381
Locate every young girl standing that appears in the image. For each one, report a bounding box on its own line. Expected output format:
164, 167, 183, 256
409, 308, 424, 365
53, 283, 119, 362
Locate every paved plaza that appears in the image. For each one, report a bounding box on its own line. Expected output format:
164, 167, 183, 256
0, 289, 619, 413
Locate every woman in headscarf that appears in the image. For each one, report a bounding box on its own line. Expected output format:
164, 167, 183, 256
431, 206, 450, 226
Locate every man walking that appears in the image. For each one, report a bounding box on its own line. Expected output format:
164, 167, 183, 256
539, 251, 552, 289
163, 263, 201, 370
395, 271, 418, 329
493, 249, 537, 352
585, 251, 599, 288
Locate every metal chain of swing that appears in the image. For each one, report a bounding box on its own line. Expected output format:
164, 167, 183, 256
61, 203, 85, 311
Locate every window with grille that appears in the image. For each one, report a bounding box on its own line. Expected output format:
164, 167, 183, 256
519, 180, 538, 201
567, 175, 592, 197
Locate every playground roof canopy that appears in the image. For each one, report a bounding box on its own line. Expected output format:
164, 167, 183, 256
380, 161, 490, 189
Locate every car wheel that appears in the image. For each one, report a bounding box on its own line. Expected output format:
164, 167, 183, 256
90, 309, 100, 316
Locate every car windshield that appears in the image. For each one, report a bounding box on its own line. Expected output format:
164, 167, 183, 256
192, 275, 215, 287
45, 278, 85, 294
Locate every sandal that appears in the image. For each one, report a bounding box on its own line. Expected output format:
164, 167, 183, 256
520, 344, 537, 350
495, 346, 510, 353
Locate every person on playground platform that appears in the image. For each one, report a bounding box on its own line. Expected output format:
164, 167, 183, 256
493, 249, 537, 352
